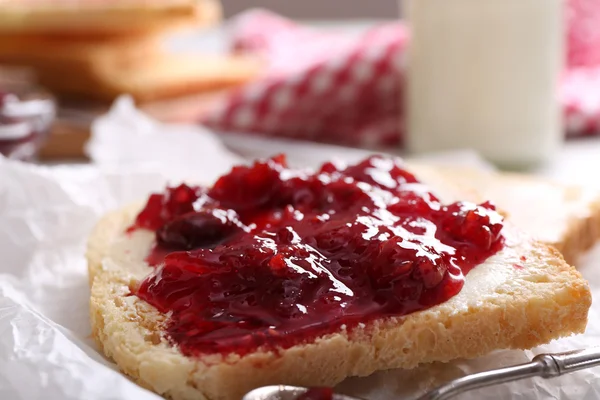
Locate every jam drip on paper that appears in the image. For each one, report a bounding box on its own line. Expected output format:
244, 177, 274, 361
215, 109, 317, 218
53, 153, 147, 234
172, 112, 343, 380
131, 155, 504, 356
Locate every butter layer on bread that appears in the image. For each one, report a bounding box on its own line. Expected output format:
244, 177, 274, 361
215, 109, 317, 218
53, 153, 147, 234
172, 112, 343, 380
87, 201, 591, 400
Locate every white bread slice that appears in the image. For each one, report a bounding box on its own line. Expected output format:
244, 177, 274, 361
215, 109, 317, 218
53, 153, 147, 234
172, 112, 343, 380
87, 199, 591, 400
409, 163, 600, 265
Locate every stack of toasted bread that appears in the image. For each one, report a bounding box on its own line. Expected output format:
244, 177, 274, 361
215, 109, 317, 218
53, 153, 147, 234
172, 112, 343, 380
0, 0, 261, 102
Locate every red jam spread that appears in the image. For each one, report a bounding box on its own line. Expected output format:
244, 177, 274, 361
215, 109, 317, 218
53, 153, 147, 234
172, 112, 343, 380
297, 388, 334, 400
132, 155, 504, 357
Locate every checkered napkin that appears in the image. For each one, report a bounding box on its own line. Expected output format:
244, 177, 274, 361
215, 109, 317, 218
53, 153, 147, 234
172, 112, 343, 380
563, 0, 600, 136
201, 7, 600, 147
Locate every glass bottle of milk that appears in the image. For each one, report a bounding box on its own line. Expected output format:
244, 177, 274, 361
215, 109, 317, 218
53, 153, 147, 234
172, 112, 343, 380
406, 0, 563, 169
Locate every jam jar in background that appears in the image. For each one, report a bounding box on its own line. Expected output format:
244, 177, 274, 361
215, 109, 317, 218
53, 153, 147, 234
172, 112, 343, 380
0, 87, 56, 161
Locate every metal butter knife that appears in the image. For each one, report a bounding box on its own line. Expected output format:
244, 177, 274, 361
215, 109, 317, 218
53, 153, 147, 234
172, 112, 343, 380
243, 348, 600, 400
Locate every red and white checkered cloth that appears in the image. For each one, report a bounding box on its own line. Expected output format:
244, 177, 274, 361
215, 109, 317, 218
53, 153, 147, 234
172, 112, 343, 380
202, 6, 600, 147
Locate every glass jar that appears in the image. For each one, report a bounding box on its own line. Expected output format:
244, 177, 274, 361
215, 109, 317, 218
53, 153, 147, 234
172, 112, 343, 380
406, 0, 563, 169
0, 87, 56, 161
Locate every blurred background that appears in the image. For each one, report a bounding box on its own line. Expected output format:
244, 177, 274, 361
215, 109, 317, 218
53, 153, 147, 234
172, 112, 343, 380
0, 0, 599, 170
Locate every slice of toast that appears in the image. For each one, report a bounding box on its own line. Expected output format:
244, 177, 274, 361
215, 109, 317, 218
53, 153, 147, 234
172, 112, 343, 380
0, 0, 222, 36
1, 50, 262, 103
409, 163, 600, 265
87, 198, 590, 399
0, 34, 158, 68
33, 53, 263, 102
0, 33, 262, 102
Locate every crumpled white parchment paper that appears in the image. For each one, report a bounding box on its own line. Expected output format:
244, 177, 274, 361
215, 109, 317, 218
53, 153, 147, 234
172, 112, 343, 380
1, 97, 599, 400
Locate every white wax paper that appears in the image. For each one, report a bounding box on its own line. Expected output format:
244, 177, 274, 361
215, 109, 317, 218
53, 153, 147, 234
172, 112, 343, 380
1, 98, 599, 400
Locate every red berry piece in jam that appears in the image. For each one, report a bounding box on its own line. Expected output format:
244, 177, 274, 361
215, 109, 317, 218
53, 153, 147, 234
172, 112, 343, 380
132, 184, 205, 231
156, 210, 243, 250
131, 155, 505, 356
439, 201, 504, 252
209, 156, 287, 210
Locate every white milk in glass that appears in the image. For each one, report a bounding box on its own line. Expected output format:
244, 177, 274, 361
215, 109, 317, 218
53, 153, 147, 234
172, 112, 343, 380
406, 0, 564, 168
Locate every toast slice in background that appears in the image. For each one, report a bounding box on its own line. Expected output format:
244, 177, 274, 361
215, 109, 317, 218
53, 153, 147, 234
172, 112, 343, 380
0, 0, 222, 36
0, 34, 159, 82
0, 33, 263, 102
31, 53, 263, 102
409, 163, 600, 265
87, 195, 591, 400
0, 0, 240, 102
0, 33, 158, 64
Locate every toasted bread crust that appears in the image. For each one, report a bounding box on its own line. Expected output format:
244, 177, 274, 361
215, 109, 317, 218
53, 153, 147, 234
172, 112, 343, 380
557, 193, 600, 265
87, 204, 591, 400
